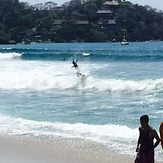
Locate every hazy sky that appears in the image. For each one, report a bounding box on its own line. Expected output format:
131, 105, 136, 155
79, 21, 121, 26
129, 0, 163, 11
20, 0, 163, 11
20, 0, 67, 5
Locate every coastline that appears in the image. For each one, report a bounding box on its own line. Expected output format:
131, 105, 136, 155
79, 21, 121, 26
0, 135, 136, 163
0, 134, 163, 163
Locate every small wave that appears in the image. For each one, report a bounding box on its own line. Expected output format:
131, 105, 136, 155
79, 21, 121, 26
2, 47, 14, 50
0, 113, 138, 155
87, 53, 163, 62
20, 53, 73, 61
0, 52, 22, 59
82, 52, 90, 56
0, 69, 162, 94
1, 49, 162, 62
84, 78, 163, 93
0, 113, 137, 142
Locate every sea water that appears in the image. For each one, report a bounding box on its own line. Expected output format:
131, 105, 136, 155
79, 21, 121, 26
0, 42, 163, 160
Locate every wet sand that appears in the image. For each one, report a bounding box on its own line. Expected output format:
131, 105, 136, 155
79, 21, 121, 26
1, 135, 161, 163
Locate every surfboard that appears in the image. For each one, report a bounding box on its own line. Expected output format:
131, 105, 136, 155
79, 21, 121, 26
81, 74, 86, 79
160, 122, 163, 149
81, 74, 87, 87
82, 52, 90, 56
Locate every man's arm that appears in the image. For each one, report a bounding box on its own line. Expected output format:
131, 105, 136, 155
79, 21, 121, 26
136, 136, 141, 152
151, 129, 160, 149
136, 128, 141, 152
159, 122, 163, 149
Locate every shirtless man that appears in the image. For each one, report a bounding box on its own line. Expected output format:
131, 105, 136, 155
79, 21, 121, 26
136, 115, 160, 163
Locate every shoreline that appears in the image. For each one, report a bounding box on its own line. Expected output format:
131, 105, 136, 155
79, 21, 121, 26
0, 135, 162, 163
0, 135, 135, 163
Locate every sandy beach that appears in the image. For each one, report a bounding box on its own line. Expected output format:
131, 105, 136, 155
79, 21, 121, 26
0, 135, 136, 163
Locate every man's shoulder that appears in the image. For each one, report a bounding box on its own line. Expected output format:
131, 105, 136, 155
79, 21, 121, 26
149, 126, 155, 131
138, 126, 154, 131
149, 127, 158, 137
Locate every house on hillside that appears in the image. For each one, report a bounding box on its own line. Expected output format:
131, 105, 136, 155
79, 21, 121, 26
96, 0, 119, 31
74, 20, 89, 25
103, 0, 119, 12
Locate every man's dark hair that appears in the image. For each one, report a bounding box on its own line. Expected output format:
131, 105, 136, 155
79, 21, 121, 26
140, 115, 149, 123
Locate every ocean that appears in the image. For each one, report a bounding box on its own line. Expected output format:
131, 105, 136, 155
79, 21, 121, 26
0, 42, 163, 161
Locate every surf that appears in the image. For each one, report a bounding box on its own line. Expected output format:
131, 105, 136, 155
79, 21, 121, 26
0, 52, 22, 59
0, 113, 138, 154
0, 63, 162, 94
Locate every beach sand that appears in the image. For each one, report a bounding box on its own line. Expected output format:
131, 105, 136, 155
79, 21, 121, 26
0, 135, 161, 163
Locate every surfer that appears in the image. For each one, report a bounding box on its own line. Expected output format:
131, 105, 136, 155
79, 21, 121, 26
61, 58, 65, 61
72, 59, 79, 68
72, 59, 82, 77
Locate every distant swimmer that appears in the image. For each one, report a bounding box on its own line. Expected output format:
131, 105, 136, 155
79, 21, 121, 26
72, 59, 82, 77
61, 58, 65, 61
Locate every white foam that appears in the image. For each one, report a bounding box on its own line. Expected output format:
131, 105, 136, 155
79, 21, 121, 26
83, 77, 163, 93
0, 62, 162, 93
0, 52, 22, 59
0, 113, 140, 155
0, 56, 162, 93
0, 113, 138, 152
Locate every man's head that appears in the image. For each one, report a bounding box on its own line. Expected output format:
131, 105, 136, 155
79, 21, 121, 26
140, 115, 149, 127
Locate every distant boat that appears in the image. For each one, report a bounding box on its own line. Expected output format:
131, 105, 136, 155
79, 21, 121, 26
121, 38, 129, 45
112, 38, 117, 42
121, 20, 129, 45
22, 39, 30, 44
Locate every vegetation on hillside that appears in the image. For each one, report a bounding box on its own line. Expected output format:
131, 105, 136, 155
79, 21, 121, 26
0, 0, 163, 43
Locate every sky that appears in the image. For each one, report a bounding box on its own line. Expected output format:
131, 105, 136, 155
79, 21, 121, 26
19, 0, 163, 11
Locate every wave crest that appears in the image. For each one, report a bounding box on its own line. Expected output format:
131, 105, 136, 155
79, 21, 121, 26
0, 70, 162, 94
0, 52, 22, 59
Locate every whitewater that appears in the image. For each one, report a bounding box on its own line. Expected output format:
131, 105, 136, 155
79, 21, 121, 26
0, 42, 163, 161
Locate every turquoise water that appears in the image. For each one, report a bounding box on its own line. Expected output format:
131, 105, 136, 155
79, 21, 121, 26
0, 42, 163, 160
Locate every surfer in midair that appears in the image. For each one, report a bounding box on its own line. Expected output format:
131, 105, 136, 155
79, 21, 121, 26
72, 59, 82, 77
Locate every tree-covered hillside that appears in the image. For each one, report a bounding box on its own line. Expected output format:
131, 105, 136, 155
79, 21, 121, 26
0, 0, 163, 43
